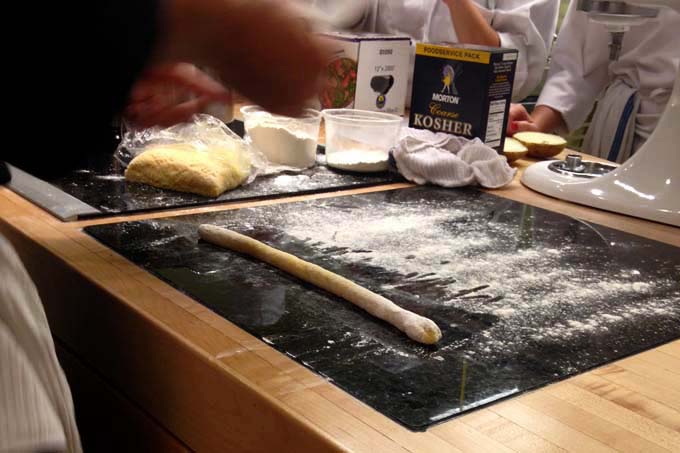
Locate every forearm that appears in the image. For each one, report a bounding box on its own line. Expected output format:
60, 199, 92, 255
154, 0, 242, 65
531, 105, 567, 133
443, 0, 500, 47
156, 0, 309, 66
154, 0, 326, 116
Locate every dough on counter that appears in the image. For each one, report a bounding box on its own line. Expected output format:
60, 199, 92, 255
125, 143, 250, 197
198, 224, 442, 345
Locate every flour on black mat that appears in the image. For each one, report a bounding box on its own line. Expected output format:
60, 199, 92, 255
242, 194, 680, 362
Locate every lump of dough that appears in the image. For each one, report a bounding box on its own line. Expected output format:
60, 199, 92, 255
125, 143, 250, 197
198, 224, 443, 345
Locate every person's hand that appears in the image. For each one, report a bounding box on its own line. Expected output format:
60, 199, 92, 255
507, 104, 567, 135
507, 103, 541, 135
124, 63, 231, 128
156, 0, 329, 117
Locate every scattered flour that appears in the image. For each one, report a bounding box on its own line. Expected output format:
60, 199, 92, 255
493, 307, 517, 318
246, 194, 680, 359
271, 174, 309, 187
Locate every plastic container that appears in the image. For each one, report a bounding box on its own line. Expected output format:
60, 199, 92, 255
322, 109, 402, 172
241, 106, 321, 169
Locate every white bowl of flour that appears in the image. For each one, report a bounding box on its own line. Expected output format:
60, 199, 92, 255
242, 106, 321, 169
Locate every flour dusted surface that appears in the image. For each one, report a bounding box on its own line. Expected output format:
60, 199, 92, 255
260, 190, 680, 364
86, 186, 680, 429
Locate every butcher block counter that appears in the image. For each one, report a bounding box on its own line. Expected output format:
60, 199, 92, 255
1, 152, 679, 453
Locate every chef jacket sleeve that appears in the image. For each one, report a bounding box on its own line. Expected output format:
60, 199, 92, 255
536, 1, 611, 132
480, 0, 559, 101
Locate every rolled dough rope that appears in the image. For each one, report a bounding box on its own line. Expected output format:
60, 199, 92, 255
198, 224, 442, 345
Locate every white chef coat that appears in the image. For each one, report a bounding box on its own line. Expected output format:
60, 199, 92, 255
0, 235, 82, 453
355, 0, 559, 102
537, 2, 680, 156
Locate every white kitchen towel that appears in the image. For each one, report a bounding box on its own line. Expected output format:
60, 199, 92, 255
392, 128, 516, 188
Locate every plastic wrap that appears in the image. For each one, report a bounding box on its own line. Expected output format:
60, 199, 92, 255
115, 114, 265, 182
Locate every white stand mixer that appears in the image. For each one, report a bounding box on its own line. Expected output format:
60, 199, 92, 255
521, 0, 680, 227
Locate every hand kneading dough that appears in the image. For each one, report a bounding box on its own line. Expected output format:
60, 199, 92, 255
125, 143, 250, 197
198, 224, 443, 345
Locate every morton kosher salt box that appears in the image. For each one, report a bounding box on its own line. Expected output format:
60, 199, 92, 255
409, 43, 518, 151
315, 32, 411, 115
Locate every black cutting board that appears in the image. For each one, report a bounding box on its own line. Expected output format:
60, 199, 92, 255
85, 187, 680, 431
43, 151, 400, 218
8, 119, 400, 220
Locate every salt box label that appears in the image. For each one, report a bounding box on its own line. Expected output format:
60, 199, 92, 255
409, 43, 518, 151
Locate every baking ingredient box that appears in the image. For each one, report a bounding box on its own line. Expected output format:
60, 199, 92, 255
316, 32, 411, 115
409, 43, 518, 151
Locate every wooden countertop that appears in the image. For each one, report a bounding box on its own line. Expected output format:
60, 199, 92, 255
1, 151, 678, 452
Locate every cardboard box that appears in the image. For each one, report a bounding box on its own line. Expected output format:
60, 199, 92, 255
316, 32, 411, 115
409, 43, 518, 151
